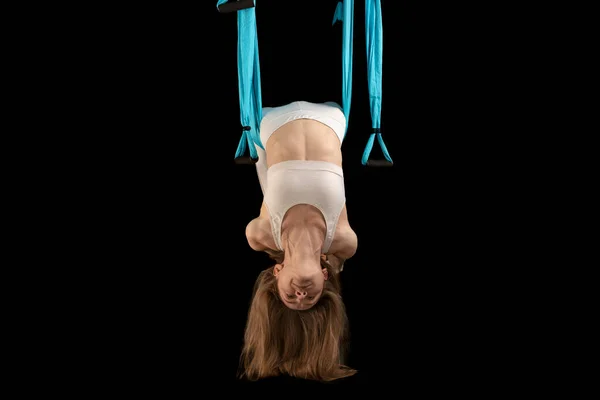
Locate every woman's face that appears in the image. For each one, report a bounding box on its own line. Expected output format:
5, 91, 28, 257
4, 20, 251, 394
274, 263, 328, 310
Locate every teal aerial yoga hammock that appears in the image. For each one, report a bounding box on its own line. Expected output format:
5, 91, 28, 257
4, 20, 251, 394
217, 0, 393, 166
331, 0, 354, 140
217, 0, 263, 163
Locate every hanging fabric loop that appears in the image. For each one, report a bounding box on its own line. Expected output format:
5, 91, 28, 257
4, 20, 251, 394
362, 0, 393, 166
217, 0, 264, 163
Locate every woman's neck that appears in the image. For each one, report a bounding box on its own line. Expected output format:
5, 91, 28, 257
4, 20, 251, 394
281, 224, 323, 262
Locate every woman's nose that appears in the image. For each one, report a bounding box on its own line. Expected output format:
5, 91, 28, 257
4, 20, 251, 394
295, 290, 307, 298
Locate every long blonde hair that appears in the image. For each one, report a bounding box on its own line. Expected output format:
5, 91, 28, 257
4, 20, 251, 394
238, 259, 357, 382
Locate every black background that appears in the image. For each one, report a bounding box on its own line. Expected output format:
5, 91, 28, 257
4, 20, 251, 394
204, 0, 414, 387
72, 0, 526, 393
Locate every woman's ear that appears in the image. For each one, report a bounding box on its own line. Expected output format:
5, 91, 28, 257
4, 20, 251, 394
273, 264, 283, 277
322, 267, 329, 280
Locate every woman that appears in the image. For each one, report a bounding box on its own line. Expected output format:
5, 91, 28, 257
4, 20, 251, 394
240, 100, 358, 382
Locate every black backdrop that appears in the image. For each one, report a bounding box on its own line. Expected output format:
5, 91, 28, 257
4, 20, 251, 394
208, 0, 408, 386
80, 0, 519, 393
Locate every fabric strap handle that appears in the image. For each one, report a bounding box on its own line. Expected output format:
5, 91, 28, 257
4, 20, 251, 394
362, 0, 393, 166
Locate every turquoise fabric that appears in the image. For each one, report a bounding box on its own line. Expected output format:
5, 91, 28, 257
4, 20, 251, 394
362, 0, 392, 165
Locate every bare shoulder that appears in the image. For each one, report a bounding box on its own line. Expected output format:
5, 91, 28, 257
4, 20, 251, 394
246, 203, 277, 252
326, 203, 357, 257
328, 224, 358, 260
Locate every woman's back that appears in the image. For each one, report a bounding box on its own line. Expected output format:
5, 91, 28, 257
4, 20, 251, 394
266, 120, 342, 167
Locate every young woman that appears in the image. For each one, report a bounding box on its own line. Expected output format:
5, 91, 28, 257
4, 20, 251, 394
218, 0, 389, 383
241, 100, 359, 381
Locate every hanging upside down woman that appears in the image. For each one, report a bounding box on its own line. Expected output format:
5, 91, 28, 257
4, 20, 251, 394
217, 0, 391, 382
241, 100, 358, 382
